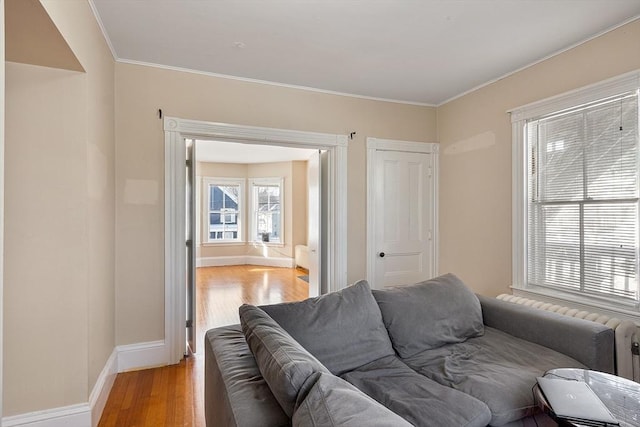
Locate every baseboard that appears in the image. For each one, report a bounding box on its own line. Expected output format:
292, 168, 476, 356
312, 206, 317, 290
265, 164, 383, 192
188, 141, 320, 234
197, 255, 294, 268
116, 340, 167, 372
2, 404, 91, 427
2, 341, 168, 427
89, 348, 118, 427
197, 255, 245, 267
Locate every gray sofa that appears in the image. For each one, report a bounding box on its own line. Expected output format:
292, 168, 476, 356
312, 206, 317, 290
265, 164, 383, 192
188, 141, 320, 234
205, 274, 615, 427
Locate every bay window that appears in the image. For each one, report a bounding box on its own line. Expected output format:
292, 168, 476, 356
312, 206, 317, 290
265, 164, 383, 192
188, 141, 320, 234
203, 177, 244, 243
249, 178, 284, 244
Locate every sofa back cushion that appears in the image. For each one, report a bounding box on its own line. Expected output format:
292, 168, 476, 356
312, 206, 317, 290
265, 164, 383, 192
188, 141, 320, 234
239, 304, 330, 417
293, 372, 413, 427
372, 273, 484, 358
260, 280, 395, 375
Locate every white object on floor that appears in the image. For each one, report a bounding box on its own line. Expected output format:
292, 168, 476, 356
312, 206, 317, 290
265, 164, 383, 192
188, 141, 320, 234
295, 245, 309, 270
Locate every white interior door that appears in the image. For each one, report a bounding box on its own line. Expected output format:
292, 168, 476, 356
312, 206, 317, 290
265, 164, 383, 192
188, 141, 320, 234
307, 150, 321, 297
368, 140, 438, 289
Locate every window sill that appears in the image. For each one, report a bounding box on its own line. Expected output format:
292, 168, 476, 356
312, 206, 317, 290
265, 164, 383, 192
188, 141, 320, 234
249, 241, 284, 248
201, 241, 246, 247
510, 285, 640, 324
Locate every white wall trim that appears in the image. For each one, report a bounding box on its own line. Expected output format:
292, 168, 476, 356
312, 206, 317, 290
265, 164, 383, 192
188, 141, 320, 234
197, 256, 294, 268
88, 349, 117, 427
508, 69, 640, 121
0, 341, 167, 427
165, 116, 349, 363
117, 340, 167, 372
2, 404, 91, 427
366, 138, 439, 288
366, 137, 439, 154
117, 59, 435, 107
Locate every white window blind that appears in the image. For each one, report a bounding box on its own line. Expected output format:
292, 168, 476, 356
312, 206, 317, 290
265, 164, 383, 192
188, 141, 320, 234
526, 92, 639, 302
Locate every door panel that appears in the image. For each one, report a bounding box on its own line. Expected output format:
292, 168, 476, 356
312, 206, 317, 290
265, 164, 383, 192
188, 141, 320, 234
374, 151, 432, 288
186, 139, 196, 354
307, 150, 321, 297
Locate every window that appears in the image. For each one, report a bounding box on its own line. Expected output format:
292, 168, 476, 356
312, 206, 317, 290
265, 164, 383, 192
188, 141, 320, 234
203, 178, 244, 243
512, 71, 640, 308
249, 178, 283, 244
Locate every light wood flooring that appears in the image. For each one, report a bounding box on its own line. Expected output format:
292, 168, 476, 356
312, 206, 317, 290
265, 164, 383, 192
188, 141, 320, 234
98, 265, 309, 427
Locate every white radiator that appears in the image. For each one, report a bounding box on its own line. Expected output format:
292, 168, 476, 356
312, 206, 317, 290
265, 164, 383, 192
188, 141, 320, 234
497, 294, 640, 382
294, 245, 309, 270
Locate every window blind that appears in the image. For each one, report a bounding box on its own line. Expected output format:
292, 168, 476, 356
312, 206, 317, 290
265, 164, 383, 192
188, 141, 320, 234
527, 91, 640, 302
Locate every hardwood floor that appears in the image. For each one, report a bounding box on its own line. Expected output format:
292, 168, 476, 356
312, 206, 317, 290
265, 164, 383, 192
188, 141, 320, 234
98, 265, 309, 427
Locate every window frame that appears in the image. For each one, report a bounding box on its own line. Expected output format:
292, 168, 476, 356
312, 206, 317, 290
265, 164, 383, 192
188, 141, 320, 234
202, 177, 245, 245
511, 70, 640, 312
248, 177, 285, 246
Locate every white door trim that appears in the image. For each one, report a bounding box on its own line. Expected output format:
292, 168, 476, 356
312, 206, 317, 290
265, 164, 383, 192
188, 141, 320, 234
164, 117, 349, 364
366, 137, 439, 288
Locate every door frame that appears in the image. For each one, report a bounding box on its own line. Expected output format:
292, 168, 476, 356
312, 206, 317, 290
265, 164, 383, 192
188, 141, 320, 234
365, 137, 439, 288
164, 116, 349, 364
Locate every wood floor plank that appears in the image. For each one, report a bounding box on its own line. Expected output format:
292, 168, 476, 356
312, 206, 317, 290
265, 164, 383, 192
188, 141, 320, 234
98, 265, 309, 426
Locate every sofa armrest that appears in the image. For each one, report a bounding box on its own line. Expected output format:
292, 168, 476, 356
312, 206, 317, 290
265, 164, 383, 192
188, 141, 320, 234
478, 295, 614, 373
205, 325, 289, 427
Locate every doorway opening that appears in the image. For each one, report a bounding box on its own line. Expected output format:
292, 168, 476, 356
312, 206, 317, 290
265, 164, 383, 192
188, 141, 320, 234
164, 117, 349, 363
192, 138, 323, 352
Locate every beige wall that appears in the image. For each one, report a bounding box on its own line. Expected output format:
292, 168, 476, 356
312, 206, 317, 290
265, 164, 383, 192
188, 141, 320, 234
115, 62, 436, 345
3, 0, 115, 416
196, 160, 307, 259
436, 18, 640, 297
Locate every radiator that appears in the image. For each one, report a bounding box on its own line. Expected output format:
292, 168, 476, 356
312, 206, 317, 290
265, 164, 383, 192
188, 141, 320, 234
294, 245, 309, 270
496, 294, 640, 382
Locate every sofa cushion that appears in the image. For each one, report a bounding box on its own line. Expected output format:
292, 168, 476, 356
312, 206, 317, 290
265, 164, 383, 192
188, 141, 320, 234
341, 355, 491, 427
239, 304, 330, 417
260, 280, 395, 375
292, 372, 413, 427
372, 273, 484, 358
402, 327, 586, 426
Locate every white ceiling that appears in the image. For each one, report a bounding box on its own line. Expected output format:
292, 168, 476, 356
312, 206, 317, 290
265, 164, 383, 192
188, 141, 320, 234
196, 139, 317, 164
92, 0, 640, 106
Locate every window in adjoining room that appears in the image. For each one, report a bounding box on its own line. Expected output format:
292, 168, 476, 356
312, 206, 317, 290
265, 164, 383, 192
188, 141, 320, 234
249, 178, 283, 244
203, 177, 244, 243
512, 71, 640, 309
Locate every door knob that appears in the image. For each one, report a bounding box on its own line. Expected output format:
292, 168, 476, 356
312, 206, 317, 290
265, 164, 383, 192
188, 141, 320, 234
379, 252, 385, 258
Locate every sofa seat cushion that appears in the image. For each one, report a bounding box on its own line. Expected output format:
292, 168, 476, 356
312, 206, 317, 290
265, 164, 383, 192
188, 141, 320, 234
403, 327, 586, 426
372, 273, 484, 358
341, 355, 491, 427
239, 304, 330, 417
260, 280, 395, 375
293, 372, 413, 427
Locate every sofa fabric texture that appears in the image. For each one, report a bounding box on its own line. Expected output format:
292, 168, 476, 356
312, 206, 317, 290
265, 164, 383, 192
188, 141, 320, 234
292, 372, 413, 427
239, 304, 329, 417
204, 325, 289, 427
260, 279, 395, 375
372, 273, 485, 358
341, 354, 492, 427
478, 295, 615, 374
403, 327, 586, 425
